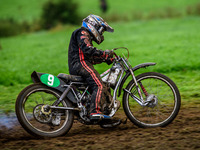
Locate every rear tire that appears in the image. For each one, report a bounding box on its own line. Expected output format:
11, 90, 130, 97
123, 72, 181, 127
15, 83, 74, 137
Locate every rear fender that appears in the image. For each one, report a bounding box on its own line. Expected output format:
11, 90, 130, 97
31, 71, 77, 103
118, 63, 156, 97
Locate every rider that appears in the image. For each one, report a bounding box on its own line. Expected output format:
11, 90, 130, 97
68, 14, 114, 120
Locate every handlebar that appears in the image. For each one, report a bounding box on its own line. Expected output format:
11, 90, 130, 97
111, 47, 129, 60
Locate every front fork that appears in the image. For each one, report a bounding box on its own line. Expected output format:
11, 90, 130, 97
128, 68, 145, 102
124, 75, 150, 107
124, 64, 151, 107
138, 81, 149, 97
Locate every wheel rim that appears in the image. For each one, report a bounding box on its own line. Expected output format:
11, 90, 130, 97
22, 88, 69, 134
126, 75, 178, 126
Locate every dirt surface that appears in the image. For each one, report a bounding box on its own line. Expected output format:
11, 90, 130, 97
0, 105, 200, 150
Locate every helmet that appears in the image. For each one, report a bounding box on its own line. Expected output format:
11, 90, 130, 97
82, 14, 114, 44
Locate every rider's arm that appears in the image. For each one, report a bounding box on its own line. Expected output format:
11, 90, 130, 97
77, 30, 104, 58
77, 29, 113, 65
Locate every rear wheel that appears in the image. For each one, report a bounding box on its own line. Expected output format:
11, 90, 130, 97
15, 83, 74, 137
123, 72, 181, 127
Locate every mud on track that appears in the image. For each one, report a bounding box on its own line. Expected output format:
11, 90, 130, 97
0, 106, 200, 150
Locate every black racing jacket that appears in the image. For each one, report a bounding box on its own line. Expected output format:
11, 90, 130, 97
68, 28, 105, 75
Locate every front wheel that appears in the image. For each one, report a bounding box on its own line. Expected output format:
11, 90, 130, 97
123, 72, 181, 128
15, 83, 74, 137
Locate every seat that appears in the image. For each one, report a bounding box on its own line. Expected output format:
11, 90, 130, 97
57, 73, 84, 82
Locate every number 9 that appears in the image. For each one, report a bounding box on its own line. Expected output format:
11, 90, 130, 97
48, 75, 54, 86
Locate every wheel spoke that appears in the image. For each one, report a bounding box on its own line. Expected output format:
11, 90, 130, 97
124, 72, 180, 127
22, 87, 69, 134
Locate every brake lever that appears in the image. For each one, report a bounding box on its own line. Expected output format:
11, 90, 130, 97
111, 49, 119, 59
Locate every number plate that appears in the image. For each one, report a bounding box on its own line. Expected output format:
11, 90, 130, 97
40, 74, 60, 87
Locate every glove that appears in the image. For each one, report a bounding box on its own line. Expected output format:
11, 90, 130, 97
91, 56, 104, 64
106, 57, 114, 65
103, 50, 114, 58
102, 50, 114, 65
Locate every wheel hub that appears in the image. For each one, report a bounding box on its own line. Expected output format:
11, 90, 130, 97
41, 105, 51, 115
145, 94, 158, 108
33, 104, 52, 123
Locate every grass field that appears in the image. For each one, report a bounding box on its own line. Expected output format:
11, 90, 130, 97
0, 0, 200, 113
76, 0, 200, 17
0, 0, 47, 22
0, 0, 200, 22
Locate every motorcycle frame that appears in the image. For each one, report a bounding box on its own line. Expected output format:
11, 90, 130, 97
53, 59, 155, 117
31, 60, 156, 117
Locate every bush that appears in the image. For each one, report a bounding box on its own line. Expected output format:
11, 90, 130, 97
0, 19, 22, 37
41, 0, 80, 29
146, 7, 181, 20
0, 0, 80, 37
186, 3, 200, 16
0, 19, 42, 37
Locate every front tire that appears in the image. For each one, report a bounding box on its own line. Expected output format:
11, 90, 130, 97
15, 83, 74, 137
123, 72, 181, 127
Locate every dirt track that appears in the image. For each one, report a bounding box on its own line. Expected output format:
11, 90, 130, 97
0, 105, 200, 150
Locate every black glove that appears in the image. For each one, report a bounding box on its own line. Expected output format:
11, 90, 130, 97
106, 57, 114, 65
103, 50, 114, 65
103, 50, 114, 58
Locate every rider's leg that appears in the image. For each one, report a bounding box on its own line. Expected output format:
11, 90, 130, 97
76, 60, 111, 119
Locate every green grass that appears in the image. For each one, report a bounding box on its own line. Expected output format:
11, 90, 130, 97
0, 0, 48, 23
1, 16, 200, 112
0, 0, 199, 22
76, 0, 200, 16
1, 17, 200, 85
0, 84, 26, 113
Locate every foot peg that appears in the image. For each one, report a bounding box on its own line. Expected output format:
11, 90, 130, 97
90, 113, 111, 120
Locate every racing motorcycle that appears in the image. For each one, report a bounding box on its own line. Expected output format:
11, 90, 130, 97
15, 47, 181, 137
